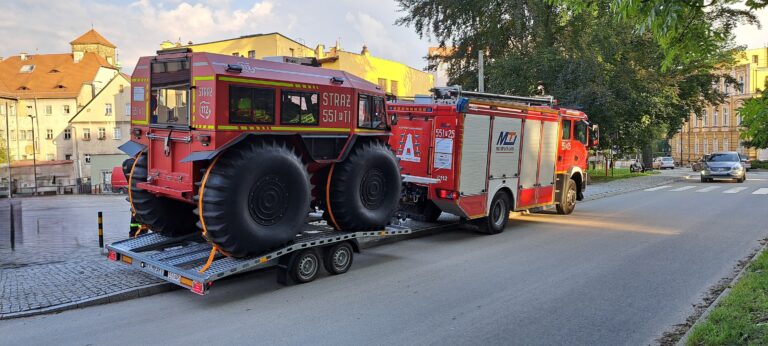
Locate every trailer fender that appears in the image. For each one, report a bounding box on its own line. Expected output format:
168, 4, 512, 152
118, 140, 146, 157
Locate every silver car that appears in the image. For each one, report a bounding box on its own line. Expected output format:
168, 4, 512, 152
701, 151, 746, 183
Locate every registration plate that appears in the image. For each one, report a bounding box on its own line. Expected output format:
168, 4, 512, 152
146, 264, 165, 277
168, 272, 181, 283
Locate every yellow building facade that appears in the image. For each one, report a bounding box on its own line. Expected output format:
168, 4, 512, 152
671, 47, 768, 163
163, 33, 434, 97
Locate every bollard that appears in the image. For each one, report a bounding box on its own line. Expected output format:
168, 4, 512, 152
98, 211, 104, 248
10, 203, 15, 251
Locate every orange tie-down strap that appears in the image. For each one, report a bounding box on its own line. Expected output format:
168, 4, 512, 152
127, 151, 144, 218
324, 163, 341, 230
132, 224, 150, 238
197, 155, 231, 273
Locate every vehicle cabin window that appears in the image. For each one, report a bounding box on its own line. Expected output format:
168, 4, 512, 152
574, 121, 588, 144
708, 153, 739, 162
281, 91, 319, 125
229, 86, 275, 124
150, 59, 191, 127
358, 94, 386, 130
561, 119, 572, 140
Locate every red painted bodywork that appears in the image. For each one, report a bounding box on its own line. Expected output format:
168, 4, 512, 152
127, 52, 387, 203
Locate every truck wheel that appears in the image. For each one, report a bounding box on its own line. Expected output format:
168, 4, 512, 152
479, 191, 510, 234
291, 249, 320, 283
556, 178, 577, 215
127, 155, 197, 237
326, 141, 401, 231
323, 242, 354, 275
198, 140, 310, 258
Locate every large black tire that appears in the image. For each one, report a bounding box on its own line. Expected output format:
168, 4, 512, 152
478, 191, 511, 235
326, 141, 401, 231
556, 178, 577, 215
127, 155, 197, 237
197, 140, 311, 258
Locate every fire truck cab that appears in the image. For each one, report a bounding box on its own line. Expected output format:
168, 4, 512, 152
390, 88, 598, 233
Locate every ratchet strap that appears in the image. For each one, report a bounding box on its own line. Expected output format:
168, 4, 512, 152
324, 163, 341, 230
197, 155, 230, 273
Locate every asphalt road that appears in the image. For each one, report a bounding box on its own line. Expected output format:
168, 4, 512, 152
2, 171, 768, 346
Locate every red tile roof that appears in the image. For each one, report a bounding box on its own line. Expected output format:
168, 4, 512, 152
0, 52, 115, 99
70, 29, 116, 48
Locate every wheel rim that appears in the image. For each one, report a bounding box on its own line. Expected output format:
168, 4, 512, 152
248, 174, 288, 226
492, 198, 507, 227
360, 168, 386, 210
332, 247, 351, 271
297, 254, 318, 280
566, 185, 577, 209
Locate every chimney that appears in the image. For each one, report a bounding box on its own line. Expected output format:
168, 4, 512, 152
361, 45, 369, 56
20, 52, 28, 61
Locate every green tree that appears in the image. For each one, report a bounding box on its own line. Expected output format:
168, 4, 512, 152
739, 86, 768, 149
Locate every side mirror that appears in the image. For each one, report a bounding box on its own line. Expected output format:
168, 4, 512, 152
390, 113, 398, 126
589, 124, 599, 148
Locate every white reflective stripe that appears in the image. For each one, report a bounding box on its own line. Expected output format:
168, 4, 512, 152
723, 187, 747, 194
670, 186, 696, 192
644, 185, 671, 191
696, 186, 720, 192
753, 188, 768, 195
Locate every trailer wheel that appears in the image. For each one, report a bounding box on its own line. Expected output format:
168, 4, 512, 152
197, 140, 310, 257
127, 155, 197, 237
326, 141, 401, 231
291, 249, 321, 283
556, 178, 577, 215
479, 191, 510, 234
323, 242, 354, 275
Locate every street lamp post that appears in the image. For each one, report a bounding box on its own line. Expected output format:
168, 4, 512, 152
26, 112, 37, 196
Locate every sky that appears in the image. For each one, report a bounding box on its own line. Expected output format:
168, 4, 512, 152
0, 0, 766, 75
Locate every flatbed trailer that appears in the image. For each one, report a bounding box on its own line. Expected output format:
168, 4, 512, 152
107, 218, 456, 295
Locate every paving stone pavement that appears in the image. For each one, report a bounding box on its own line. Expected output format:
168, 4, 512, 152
0, 174, 682, 319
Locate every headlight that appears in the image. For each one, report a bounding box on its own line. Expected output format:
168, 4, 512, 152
732, 164, 742, 171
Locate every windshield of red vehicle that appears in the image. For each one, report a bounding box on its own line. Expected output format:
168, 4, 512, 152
150, 59, 191, 128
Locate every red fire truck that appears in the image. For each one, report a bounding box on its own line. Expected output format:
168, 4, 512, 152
390, 88, 598, 233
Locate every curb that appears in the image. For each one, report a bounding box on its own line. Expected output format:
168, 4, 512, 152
0, 282, 177, 320
674, 243, 768, 346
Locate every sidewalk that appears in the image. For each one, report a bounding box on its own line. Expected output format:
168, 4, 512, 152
1, 174, 683, 319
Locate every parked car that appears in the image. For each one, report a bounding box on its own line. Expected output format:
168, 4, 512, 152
700, 151, 746, 183
739, 154, 752, 171
110, 166, 128, 193
692, 155, 710, 171
659, 156, 675, 169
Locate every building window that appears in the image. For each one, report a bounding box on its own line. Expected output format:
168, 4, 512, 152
27, 130, 32, 139
9, 105, 15, 116
723, 107, 728, 127
248, 50, 256, 59
738, 76, 744, 94
64, 128, 71, 140
84, 154, 91, 164
83, 128, 91, 140
125, 103, 130, 116
46, 129, 53, 139
753, 55, 759, 64
97, 127, 106, 140
45, 105, 52, 115
228, 86, 275, 124
19, 130, 26, 140
289, 48, 295, 57
65, 154, 72, 160
391, 80, 399, 95
46, 153, 54, 161
280, 91, 319, 125
19, 65, 35, 73
232, 52, 239, 57
105, 103, 113, 116
378, 78, 388, 92
63, 105, 70, 114
713, 109, 718, 127
724, 138, 729, 151
704, 138, 709, 154
114, 127, 122, 140
702, 110, 708, 127
713, 138, 718, 153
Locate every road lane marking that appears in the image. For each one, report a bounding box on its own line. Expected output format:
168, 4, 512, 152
723, 187, 747, 194
670, 186, 696, 192
644, 185, 672, 191
696, 186, 720, 192
753, 188, 768, 195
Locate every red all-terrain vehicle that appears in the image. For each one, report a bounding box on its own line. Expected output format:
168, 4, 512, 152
120, 49, 401, 257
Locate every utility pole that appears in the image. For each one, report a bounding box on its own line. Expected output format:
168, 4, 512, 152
478, 50, 484, 92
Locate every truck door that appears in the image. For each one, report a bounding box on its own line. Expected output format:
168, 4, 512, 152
488, 116, 523, 208
457, 114, 491, 214
536, 120, 558, 204
517, 119, 541, 208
